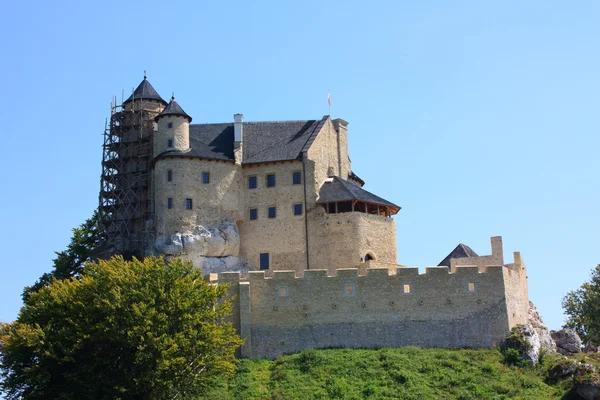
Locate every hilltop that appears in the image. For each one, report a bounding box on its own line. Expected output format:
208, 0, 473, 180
202, 347, 597, 399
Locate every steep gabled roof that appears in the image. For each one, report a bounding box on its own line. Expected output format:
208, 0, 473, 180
242, 120, 321, 163
123, 77, 167, 105
153, 118, 324, 164
437, 244, 479, 267
155, 97, 192, 122
317, 176, 400, 212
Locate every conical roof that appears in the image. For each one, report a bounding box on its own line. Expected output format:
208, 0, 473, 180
123, 77, 167, 104
154, 97, 192, 122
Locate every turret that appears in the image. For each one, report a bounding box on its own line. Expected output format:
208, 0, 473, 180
122, 75, 167, 112
153, 96, 193, 156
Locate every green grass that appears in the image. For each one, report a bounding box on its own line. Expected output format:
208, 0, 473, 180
201, 347, 575, 399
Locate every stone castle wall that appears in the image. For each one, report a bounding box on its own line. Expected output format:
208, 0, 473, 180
308, 209, 397, 274
220, 260, 527, 359
238, 161, 307, 271
153, 158, 240, 235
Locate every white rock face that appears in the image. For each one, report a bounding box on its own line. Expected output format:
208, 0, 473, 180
155, 222, 240, 257
182, 255, 256, 276
500, 324, 541, 366
155, 233, 183, 255
528, 301, 557, 353
153, 222, 251, 275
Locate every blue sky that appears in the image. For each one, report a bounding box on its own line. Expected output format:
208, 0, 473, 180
0, 0, 598, 331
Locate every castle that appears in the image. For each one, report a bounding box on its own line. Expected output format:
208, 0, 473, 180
99, 76, 529, 358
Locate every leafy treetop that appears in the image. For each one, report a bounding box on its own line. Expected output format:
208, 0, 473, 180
563, 264, 600, 345
1, 256, 243, 400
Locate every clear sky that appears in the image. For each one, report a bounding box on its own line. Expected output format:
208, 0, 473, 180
0, 0, 598, 331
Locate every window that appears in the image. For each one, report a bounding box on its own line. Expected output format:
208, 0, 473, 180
268, 206, 277, 218
167, 198, 173, 209
403, 284, 411, 294
167, 139, 173, 148
365, 253, 374, 262
248, 176, 257, 189
185, 198, 193, 209
260, 253, 270, 270
468, 282, 476, 293
266, 174, 276, 187
293, 171, 302, 185
293, 203, 303, 216
202, 172, 210, 184
167, 170, 173, 182
344, 284, 355, 297
168, 122, 173, 128
249, 208, 258, 220
278, 287, 288, 298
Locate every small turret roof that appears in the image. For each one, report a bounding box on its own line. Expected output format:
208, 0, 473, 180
437, 244, 479, 267
154, 97, 192, 123
123, 77, 167, 105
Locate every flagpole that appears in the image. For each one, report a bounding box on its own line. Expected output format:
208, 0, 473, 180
328, 89, 331, 116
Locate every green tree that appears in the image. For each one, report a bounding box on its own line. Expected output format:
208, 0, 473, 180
22, 210, 106, 301
1, 256, 243, 400
562, 264, 600, 344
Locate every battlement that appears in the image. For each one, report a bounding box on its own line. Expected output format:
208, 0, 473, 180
220, 248, 529, 359
219, 262, 517, 283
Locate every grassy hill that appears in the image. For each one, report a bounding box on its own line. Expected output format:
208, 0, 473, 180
202, 347, 587, 399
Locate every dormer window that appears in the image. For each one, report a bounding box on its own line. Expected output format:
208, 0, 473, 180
168, 122, 173, 129
167, 139, 173, 148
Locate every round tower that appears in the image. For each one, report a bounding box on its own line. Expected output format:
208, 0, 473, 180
153, 96, 193, 156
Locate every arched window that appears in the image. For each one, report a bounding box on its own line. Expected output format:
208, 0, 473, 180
365, 253, 374, 262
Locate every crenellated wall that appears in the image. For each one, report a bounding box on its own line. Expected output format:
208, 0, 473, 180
219, 255, 528, 359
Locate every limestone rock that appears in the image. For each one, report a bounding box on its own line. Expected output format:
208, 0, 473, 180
574, 363, 600, 400
547, 359, 576, 382
155, 233, 183, 255
584, 341, 599, 353
551, 329, 582, 355
155, 222, 240, 258
182, 254, 256, 276
528, 301, 557, 353
500, 324, 541, 366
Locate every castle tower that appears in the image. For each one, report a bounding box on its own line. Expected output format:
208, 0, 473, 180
153, 96, 192, 156
99, 76, 167, 258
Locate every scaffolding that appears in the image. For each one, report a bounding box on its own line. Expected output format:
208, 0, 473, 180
99, 98, 159, 258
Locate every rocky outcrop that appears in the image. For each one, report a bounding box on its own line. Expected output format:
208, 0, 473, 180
153, 222, 255, 275
500, 324, 541, 366
528, 301, 557, 353
584, 341, 599, 353
182, 254, 255, 276
574, 363, 600, 400
548, 359, 576, 382
155, 233, 183, 255
181, 223, 240, 257
155, 222, 240, 257
551, 329, 582, 355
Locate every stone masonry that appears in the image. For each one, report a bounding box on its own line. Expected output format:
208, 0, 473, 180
100, 77, 531, 358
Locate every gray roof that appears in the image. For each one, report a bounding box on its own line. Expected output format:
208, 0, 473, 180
437, 244, 479, 267
155, 98, 192, 122
154, 117, 325, 164
317, 176, 400, 211
124, 78, 166, 104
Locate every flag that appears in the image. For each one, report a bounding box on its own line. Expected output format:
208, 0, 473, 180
328, 90, 331, 106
